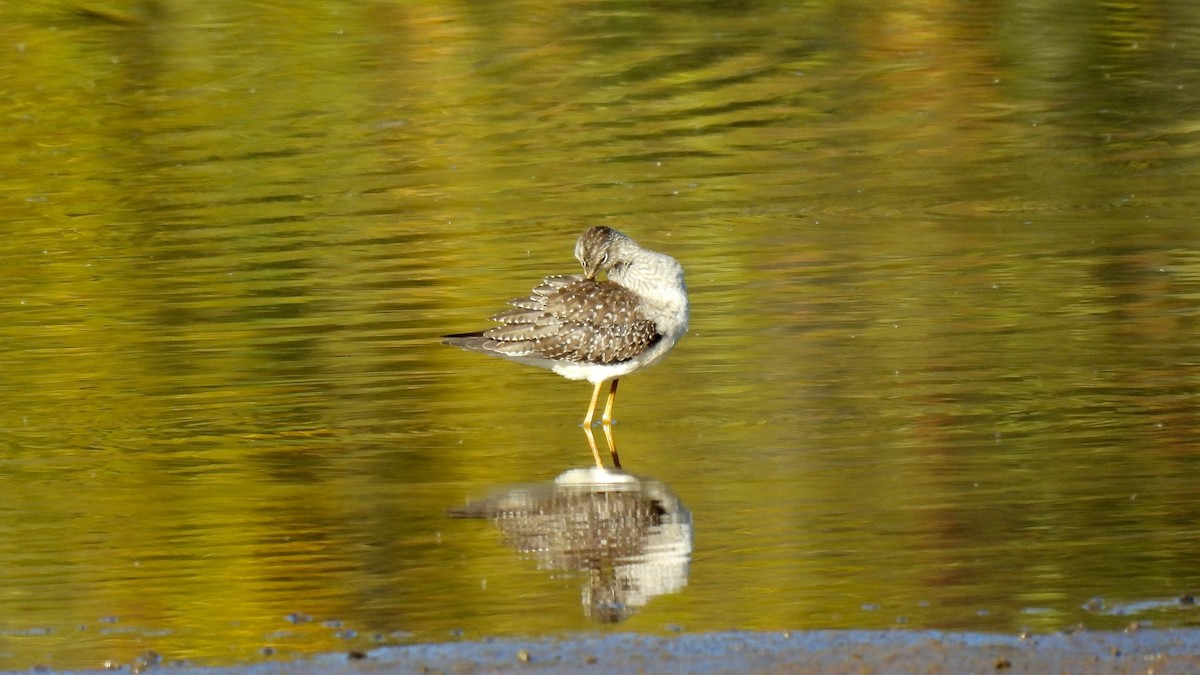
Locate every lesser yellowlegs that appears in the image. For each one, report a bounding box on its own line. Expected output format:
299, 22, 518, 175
443, 226, 689, 466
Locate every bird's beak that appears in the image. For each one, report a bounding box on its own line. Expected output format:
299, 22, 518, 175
582, 260, 601, 279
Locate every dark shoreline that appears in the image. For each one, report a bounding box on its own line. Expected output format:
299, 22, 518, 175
26, 629, 1200, 674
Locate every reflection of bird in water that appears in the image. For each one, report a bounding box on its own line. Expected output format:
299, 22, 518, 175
443, 227, 689, 467
448, 467, 692, 623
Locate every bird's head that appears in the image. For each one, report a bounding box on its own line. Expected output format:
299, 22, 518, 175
576, 226, 636, 280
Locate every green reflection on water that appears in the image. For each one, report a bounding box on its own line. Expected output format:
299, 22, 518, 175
3, 0, 1200, 670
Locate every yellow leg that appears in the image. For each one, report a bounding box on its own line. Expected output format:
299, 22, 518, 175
602, 422, 621, 469
582, 424, 604, 468
583, 380, 604, 427
601, 378, 619, 425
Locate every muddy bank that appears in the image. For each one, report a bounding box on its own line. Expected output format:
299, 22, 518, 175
39, 629, 1200, 674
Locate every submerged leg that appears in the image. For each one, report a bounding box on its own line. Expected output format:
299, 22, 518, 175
582, 424, 604, 468
601, 378, 620, 425
582, 380, 605, 427
602, 421, 621, 469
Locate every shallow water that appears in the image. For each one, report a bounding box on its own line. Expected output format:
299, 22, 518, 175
3, 0, 1200, 670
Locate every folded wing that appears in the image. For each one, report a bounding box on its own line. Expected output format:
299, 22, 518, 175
443, 274, 662, 366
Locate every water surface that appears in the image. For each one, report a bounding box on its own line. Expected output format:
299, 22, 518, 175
3, 0, 1200, 670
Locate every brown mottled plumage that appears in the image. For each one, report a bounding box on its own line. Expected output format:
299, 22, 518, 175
466, 276, 662, 365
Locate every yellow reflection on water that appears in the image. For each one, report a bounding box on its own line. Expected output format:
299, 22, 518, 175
3, 0, 1200, 670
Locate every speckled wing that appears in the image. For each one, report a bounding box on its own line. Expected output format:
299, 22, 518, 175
443, 274, 662, 366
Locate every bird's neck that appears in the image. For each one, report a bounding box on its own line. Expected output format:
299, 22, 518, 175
612, 251, 689, 329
